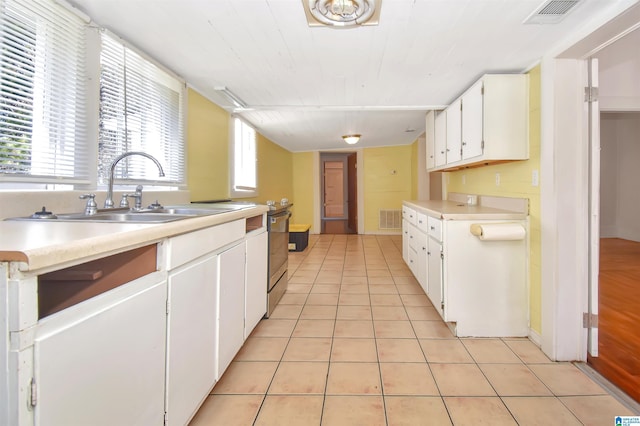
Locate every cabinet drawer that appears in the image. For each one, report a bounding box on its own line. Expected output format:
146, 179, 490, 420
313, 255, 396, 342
166, 220, 245, 269
427, 216, 443, 241
416, 212, 428, 233
402, 206, 417, 226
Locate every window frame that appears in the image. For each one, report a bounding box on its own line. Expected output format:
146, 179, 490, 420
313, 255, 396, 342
229, 116, 257, 198
0, 0, 186, 192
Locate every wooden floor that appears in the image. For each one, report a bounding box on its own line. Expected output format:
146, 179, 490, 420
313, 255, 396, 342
588, 238, 640, 403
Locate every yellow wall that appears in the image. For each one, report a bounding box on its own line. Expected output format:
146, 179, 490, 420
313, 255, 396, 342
291, 152, 315, 228
187, 88, 293, 204
186, 88, 230, 201
363, 145, 413, 233
242, 132, 293, 204
446, 65, 542, 334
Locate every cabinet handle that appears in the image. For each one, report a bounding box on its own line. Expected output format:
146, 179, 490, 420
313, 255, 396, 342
427, 251, 431, 256
430, 226, 435, 230
422, 247, 427, 251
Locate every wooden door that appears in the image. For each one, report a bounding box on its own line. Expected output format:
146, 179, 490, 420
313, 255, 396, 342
347, 153, 357, 232
323, 161, 344, 218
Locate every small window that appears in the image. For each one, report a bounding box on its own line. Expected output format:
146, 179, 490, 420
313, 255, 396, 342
230, 117, 256, 197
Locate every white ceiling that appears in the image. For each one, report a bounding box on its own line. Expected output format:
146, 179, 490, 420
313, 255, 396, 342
68, 0, 639, 152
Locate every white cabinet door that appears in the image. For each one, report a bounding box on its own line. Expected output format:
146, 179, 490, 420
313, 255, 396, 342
462, 79, 484, 160
445, 99, 462, 164
217, 242, 246, 379
402, 219, 410, 264
166, 254, 217, 426
427, 237, 444, 318
425, 111, 436, 170
245, 230, 267, 339
434, 111, 447, 168
33, 275, 167, 426
416, 230, 428, 293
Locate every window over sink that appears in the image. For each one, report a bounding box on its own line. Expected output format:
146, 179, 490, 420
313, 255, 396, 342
0, 0, 186, 191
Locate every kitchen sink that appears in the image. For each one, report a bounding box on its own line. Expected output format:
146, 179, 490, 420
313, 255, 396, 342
54, 212, 196, 223
7, 204, 242, 223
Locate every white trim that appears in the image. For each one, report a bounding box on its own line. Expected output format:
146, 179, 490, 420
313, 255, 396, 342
529, 328, 542, 347
540, 2, 640, 362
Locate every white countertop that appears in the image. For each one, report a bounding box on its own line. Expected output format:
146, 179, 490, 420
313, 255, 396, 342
403, 200, 527, 220
0, 205, 269, 272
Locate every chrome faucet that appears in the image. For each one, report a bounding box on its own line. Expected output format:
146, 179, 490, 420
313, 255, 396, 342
104, 151, 165, 208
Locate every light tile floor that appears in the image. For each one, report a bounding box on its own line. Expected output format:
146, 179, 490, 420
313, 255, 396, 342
190, 234, 636, 425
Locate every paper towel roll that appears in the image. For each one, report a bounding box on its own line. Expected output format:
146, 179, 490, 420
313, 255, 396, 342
470, 223, 525, 241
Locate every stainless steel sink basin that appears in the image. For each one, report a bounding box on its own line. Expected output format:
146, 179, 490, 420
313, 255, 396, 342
8, 206, 233, 223
139, 206, 236, 215
54, 212, 196, 223
6, 203, 252, 223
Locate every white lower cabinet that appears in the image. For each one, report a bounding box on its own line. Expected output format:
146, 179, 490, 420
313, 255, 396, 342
427, 236, 443, 317
5, 214, 270, 426
33, 273, 167, 426
402, 202, 527, 337
217, 242, 246, 379
166, 254, 218, 426
245, 230, 268, 339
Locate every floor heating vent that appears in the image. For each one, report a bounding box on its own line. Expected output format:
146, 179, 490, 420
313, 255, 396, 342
379, 209, 402, 230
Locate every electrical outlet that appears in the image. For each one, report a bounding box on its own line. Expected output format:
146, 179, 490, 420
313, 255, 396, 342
495, 173, 501, 186
532, 170, 539, 186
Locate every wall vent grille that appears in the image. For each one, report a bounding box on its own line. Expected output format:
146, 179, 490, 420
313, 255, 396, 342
379, 209, 402, 230
523, 0, 581, 24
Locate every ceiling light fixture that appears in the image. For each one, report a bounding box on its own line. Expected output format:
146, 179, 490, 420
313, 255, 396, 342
214, 86, 248, 109
343, 134, 361, 144
304, 0, 380, 28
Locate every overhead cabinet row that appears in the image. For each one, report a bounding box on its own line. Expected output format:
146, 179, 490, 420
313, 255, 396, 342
426, 74, 529, 172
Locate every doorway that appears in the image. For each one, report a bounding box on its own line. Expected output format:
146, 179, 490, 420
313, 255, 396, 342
320, 152, 357, 234
588, 111, 640, 402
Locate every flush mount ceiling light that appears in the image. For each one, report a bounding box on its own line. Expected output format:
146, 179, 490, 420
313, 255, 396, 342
214, 86, 248, 109
303, 0, 381, 28
343, 134, 361, 144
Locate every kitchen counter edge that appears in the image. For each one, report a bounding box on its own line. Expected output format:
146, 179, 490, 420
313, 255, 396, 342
403, 200, 527, 220
0, 205, 269, 273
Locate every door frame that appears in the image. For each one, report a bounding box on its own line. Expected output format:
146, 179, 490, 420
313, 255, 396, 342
313, 150, 364, 235
320, 154, 349, 221
539, 2, 640, 361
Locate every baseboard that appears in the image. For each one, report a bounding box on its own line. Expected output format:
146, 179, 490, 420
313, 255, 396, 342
528, 328, 542, 346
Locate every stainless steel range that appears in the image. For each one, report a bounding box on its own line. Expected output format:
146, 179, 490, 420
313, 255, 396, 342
266, 204, 291, 317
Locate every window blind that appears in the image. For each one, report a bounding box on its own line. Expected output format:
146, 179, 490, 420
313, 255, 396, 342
99, 32, 185, 186
0, 0, 88, 183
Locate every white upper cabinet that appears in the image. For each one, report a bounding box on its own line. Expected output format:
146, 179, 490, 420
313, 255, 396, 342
427, 74, 528, 172
445, 98, 462, 164
434, 111, 447, 168
461, 79, 483, 160
425, 110, 435, 170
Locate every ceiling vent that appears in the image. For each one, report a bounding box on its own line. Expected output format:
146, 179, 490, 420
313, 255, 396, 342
302, 0, 381, 28
523, 0, 581, 24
